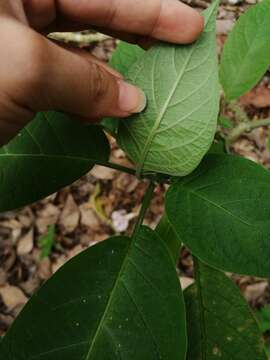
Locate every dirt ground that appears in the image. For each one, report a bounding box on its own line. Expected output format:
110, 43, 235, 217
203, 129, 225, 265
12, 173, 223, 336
1, 0, 270, 342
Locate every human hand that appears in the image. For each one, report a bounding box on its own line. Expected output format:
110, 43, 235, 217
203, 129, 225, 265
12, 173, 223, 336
0, 0, 204, 145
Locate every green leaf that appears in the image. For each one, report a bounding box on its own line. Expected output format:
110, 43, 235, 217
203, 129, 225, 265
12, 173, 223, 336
0, 227, 187, 360
208, 139, 226, 154
110, 42, 145, 75
166, 153, 270, 277
38, 225, 56, 260
185, 259, 267, 360
117, 1, 220, 177
0, 112, 110, 212
102, 42, 145, 135
256, 306, 270, 334
155, 213, 182, 263
220, 0, 270, 100
218, 115, 233, 129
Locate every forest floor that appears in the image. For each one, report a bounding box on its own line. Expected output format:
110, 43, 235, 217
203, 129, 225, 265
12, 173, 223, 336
1, 0, 270, 348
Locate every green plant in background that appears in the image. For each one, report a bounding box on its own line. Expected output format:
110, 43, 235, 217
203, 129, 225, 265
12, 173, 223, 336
1, 0, 270, 358
257, 306, 270, 357
38, 225, 56, 260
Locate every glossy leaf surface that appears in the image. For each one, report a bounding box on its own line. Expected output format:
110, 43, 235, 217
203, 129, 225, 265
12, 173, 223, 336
117, 1, 220, 176
155, 213, 182, 263
220, 0, 270, 100
166, 154, 270, 277
185, 259, 267, 360
0, 111, 109, 211
0, 227, 187, 360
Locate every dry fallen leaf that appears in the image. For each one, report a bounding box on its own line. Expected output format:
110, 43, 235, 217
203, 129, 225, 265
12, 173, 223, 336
67, 245, 85, 260
20, 275, 41, 297
216, 19, 234, 35
0, 285, 27, 312
37, 258, 52, 280
244, 281, 268, 303
17, 228, 34, 256
80, 205, 100, 230
90, 165, 116, 180
0, 270, 6, 286
180, 277, 194, 290
52, 255, 67, 274
240, 85, 270, 108
18, 208, 34, 228
36, 203, 60, 233
59, 194, 80, 234
0, 241, 16, 272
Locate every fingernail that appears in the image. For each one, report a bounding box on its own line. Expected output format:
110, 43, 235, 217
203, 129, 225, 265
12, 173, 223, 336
118, 80, 147, 114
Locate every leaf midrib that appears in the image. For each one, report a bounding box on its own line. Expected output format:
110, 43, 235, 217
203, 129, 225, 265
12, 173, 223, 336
136, 50, 194, 176
0, 153, 96, 163
136, 7, 216, 176
84, 236, 138, 360
187, 188, 254, 227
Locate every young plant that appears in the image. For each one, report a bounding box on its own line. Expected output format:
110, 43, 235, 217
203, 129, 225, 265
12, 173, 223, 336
1, 0, 270, 358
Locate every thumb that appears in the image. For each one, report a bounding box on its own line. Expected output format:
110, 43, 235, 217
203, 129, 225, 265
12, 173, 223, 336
27, 38, 147, 120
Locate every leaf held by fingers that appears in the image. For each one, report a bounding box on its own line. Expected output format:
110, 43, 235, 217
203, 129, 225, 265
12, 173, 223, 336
117, 1, 220, 177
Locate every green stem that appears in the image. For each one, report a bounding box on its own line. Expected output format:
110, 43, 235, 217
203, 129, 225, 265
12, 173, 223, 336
227, 100, 249, 123
227, 118, 270, 145
132, 181, 156, 238
96, 161, 136, 176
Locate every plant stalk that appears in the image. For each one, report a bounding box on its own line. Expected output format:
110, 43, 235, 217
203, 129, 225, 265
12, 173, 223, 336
227, 118, 270, 145
132, 181, 156, 238
96, 161, 136, 176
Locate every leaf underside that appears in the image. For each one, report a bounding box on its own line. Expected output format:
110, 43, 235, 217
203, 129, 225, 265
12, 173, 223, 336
0, 111, 109, 212
166, 153, 270, 277
0, 227, 187, 360
117, 0, 220, 177
185, 259, 267, 360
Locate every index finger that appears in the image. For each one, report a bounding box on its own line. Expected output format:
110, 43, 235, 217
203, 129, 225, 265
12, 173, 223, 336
58, 0, 204, 44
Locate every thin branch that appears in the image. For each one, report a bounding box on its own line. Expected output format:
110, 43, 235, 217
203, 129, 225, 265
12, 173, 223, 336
132, 182, 156, 238
96, 161, 136, 176
227, 101, 249, 123
227, 118, 270, 145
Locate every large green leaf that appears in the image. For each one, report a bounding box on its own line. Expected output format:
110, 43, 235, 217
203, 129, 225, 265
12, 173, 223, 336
102, 42, 145, 135
0, 227, 187, 359
220, 0, 270, 100
166, 153, 270, 277
185, 259, 267, 360
0, 111, 109, 212
117, 1, 220, 177
155, 213, 182, 263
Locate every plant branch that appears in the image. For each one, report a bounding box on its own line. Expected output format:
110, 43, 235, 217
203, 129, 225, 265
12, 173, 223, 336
96, 161, 136, 176
227, 118, 270, 145
227, 101, 249, 123
132, 181, 156, 238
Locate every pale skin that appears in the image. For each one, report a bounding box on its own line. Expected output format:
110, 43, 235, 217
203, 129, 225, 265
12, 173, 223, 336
0, 0, 204, 146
